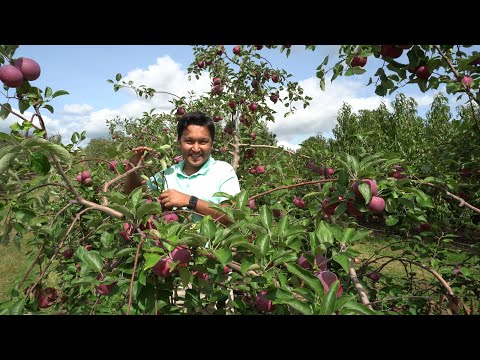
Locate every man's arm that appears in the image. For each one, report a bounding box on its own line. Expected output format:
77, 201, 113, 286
159, 189, 233, 226
124, 147, 152, 195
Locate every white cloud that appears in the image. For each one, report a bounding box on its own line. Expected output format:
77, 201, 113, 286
267, 77, 390, 149
63, 104, 93, 115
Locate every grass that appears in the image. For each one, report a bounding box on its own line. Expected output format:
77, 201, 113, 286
351, 237, 435, 281
0, 237, 32, 302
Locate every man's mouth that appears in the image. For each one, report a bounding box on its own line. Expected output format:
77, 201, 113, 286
190, 154, 202, 161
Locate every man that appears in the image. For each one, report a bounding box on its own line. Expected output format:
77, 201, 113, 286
125, 111, 240, 226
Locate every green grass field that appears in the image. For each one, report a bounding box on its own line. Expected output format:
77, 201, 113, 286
0, 238, 31, 302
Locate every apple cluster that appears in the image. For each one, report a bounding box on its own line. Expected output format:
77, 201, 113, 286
0, 57, 41, 88
76, 170, 92, 186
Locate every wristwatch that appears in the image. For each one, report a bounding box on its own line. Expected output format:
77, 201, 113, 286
188, 195, 198, 209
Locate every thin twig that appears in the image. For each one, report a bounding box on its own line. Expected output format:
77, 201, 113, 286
420, 181, 480, 215
127, 228, 145, 315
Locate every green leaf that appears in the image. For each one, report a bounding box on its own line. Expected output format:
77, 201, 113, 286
358, 182, 372, 204
416, 196, 434, 208
22, 138, 72, 165
43, 104, 54, 114
232, 241, 263, 258
116, 73, 122, 81
259, 205, 272, 232
255, 234, 270, 255
0, 103, 12, 120
341, 301, 375, 315
18, 99, 30, 114
30, 151, 51, 175
83, 251, 103, 273
200, 216, 216, 241
108, 204, 134, 219
0, 153, 15, 175
100, 231, 114, 249
346, 154, 359, 173
9, 298, 26, 315
319, 280, 339, 315
385, 215, 399, 226
114, 247, 137, 257
275, 298, 313, 315
213, 248, 232, 265
320, 78, 325, 91
277, 216, 289, 238
315, 220, 334, 245
333, 254, 350, 273
52, 90, 70, 99
235, 190, 249, 210
375, 84, 387, 96
143, 253, 161, 270
44, 86, 52, 98
0, 145, 18, 159
285, 263, 323, 295
352, 67, 367, 75
136, 202, 162, 220
129, 187, 143, 209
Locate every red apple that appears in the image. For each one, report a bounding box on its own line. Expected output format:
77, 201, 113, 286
293, 196, 306, 209
62, 248, 74, 259
233, 46, 241, 55
171, 246, 191, 266
212, 85, 224, 95
353, 178, 378, 198
461, 76, 473, 88
346, 200, 363, 217
270, 93, 279, 103
108, 160, 118, 171
369, 271, 380, 282
152, 257, 174, 278
316, 271, 343, 298
14, 57, 41, 81
256, 165, 265, 174
350, 56, 367, 67
162, 213, 179, 223
256, 290, 274, 312
416, 65, 431, 80
322, 198, 338, 216
325, 167, 335, 176
0, 64, 25, 87
367, 196, 385, 213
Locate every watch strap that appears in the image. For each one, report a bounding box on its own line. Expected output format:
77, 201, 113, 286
188, 195, 198, 209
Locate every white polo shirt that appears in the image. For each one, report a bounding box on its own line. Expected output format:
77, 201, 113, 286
147, 156, 240, 221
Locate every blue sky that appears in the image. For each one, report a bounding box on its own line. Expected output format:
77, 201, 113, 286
1, 45, 476, 150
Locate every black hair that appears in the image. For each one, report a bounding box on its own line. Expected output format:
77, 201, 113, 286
177, 111, 215, 143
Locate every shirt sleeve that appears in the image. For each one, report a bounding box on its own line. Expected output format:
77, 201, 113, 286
213, 165, 241, 204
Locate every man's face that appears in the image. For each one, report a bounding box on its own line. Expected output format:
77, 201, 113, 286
178, 125, 213, 174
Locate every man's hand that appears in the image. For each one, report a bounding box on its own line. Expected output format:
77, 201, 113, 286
130, 146, 154, 166
159, 189, 190, 209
